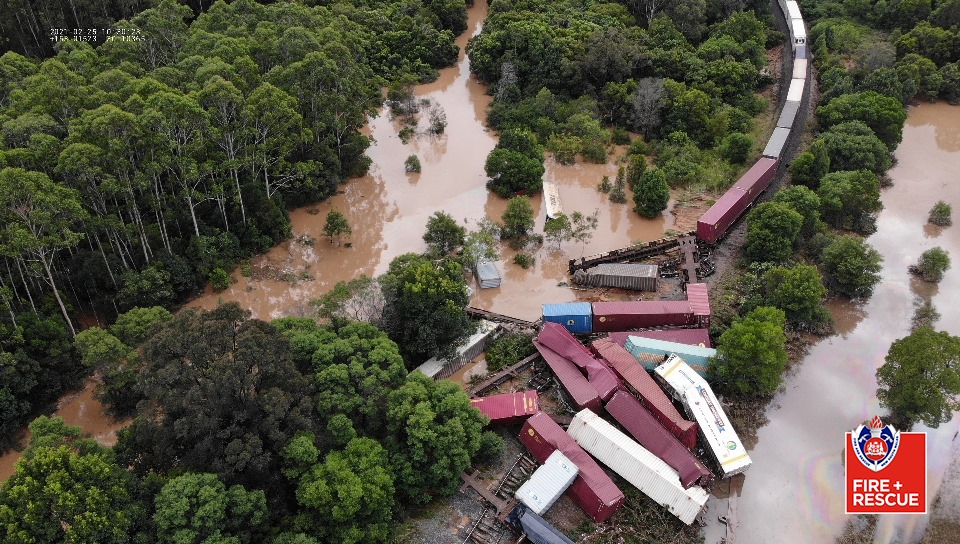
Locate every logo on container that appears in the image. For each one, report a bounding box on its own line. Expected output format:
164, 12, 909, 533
845, 416, 926, 514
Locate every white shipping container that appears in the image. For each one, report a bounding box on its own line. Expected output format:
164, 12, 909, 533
786, 0, 802, 20
515, 450, 579, 515
683, 384, 752, 477
787, 78, 806, 103
793, 59, 808, 80
654, 355, 707, 401
567, 409, 708, 525
792, 19, 807, 45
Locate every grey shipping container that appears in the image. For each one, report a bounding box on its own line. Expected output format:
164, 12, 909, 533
762, 127, 791, 159
572, 263, 658, 291
776, 101, 800, 129
519, 508, 576, 544
475, 260, 501, 289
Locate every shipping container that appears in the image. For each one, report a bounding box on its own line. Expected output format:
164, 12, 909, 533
608, 329, 712, 348
776, 101, 800, 129
787, 78, 806, 103
515, 450, 579, 515
567, 409, 709, 525
791, 18, 807, 46
519, 412, 625, 522
696, 187, 750, 243
543, 181, 563, 221
510, 506, 576, 544
542, 303, 593, 334
625, 336, 719, 377
592, 338, 698, 449
605, 391, 712, 487
685, 283, 711, 328
732, 157, 778, 196
584, 358, 621, 402
414, 320, 499, 379
786, 0, 802, 19
793, 58, 808, 80
537, 322, 598, 369
475, 260, 502, 289
654, 357, 752, 478
592, 301, 695, 332
796, 44, 807, 59
572, 263, 658, 291
471, 390, 540, 425
762, 127, 791, 159
534, 340, 602, 411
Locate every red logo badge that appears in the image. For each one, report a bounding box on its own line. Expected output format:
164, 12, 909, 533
845, 416, 926, 514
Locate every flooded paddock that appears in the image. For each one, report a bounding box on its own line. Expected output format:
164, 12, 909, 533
702, 102, 960, 544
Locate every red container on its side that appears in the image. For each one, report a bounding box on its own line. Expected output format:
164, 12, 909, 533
592, 338, 698, 449
592, 301, 695, 332
519, 412, 625, 522
607, 329, 712, 348
534, 340, 601, 411
537, 322, 597, 368
470, 391, 540, 426
605, 390, 712, 488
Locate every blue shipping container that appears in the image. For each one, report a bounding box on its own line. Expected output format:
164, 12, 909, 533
519, 509, 576, 544
542, 303, 593, 334
624, 336, 719, 377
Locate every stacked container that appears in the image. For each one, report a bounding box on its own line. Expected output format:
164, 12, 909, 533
542, 302, 593, 334
515, 450, 579, 515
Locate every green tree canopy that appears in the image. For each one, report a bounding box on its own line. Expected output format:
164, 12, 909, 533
500, 196, 535, 240
821, 235, 883, 298
914, 247, 951, 282
744, 202, 803, 263
877, 328, 960, 428
773, 185, 821, 239
423, 211, 466, 256
818, 121, 892, 175
816, 91, 907, 150
153, 473, 268, 544
323, 211, 352, 245
633, 168, 671, 218
109, 306, 174, 346
790, 139, 830, 189
485, 148, 545, 197
817, 170, 883, 233
763, 265, 829, 330
711, 307, 788, 397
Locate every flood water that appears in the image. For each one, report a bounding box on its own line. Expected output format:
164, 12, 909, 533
187, 0, 674, 322
0, 379, 127, 482
702, 102, 960, 544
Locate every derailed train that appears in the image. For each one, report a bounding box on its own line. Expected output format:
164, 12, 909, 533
696, 0, 809, 243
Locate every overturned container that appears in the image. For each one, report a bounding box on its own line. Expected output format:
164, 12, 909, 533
572, 263, 658, 291
515, 450, 579, 515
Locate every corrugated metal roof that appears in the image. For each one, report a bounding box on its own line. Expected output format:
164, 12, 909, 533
608, 329, 711, 348
585, 263, 658, 278
519, 413, 625, 523
686, 284, 710, 317
475, 260, 501, 288
537, 322, 598, 369
542, 302, 592, 317
777, 101, 800, 129
567, 409, 709, 525
605, 391, 712, 488
415, 320, 499, 379
793, 58, 808, 79
471, 391, 540, 424
591, 338, 698, 449
515, 450, 579, 515
534, 340, 601, 411
787, 77, 805, 102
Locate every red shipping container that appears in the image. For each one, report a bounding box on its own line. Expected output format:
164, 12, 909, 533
471, 391, 540, 426
534, 340, 601, 411
607, 329, 711, 348
591, 338, 698, 449
537, 322, 597, 369
584, 359, 622, 402
697, 187, 750, 243
605, 390, 712, 488
519, 412, 625, 522
685, 283, 711, 328
592, 301, 695, 332
732, 157, 777, 196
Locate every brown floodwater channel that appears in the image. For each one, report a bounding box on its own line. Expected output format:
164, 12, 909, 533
702, 102, 960, 544
186, 0, 675, 322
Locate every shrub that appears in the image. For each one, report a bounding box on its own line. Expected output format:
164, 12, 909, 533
547, 134, 581, 165
404, 155, 422, 173
485, 333, 535, 371
581, 140, 608, 163
913, 247, 951, 282
929, 200, 952, 226
513, 252, 535, 269
612, 127, 631, 145
210, 268, 233, 292
598, 176, 612, 193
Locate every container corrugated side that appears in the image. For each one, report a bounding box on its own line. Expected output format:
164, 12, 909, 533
542, 303, 593, 334
584, 358, 621, 402
515, 450, 579, 515
519, 413, 625, 522
519, 509, 575, 544
575, 264, 658, 291
653, 355, 707, 401
537, 322, 599, 369
762, 127, 791, 159
592, 338, 698, 449
787, 78, 806, 103
685, 283, 711, 328
608, 329, 712, 348
697, 187, 751, 243
534, 340, 601, 411
626, 336, 718, 377
732, 158, 778, 196
471, 390, 540, 425
682, 384, 752, 478
592, 301, 695, 332
791, 19, 807, 44
567, 409, 709, 525
793, 58, 808, 79
776, 101, 800, 130
605, 390, 712, 488
786, 0, 802, 19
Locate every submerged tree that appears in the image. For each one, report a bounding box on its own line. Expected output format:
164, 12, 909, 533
912, 247, 951, 282
877, 327, 960, 428
323, 211, 352, 245
928, 200, 952, 226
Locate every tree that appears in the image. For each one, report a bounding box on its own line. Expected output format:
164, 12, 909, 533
485, 333, 535, 371
877, 328, 960, 428
763, 265, 829, 330
385, 372, 488, 503
631, 77, 667, 137
773, 185, 821, 239
0, 167, 87, 337
720, 132, 752, 164
821, 235, 883, 298
817, 170, 883, 233
461, 219, 500, 271
818, 122, 892, 175
790, 140, 830, 189
570, 210, 600, 250
633, 169, 670, 218
484, 148, 545, 197
501, 196, 535, 241
118, 303, 314, 491
913, 247, 951, 282
74, 327, 132, 369
711, 307, 788, 397
323, 210, 352, 245
109, 306, 174, 346
404, 155, 422, 173
423, 211, 466, 256
816, 91, 907, 150
294, 438, 395, 544
544, 213, 573, 249
153, 473, 268, 544
379, 253, 471, 365
928, 200, 952, 226
744, 202, 803, 263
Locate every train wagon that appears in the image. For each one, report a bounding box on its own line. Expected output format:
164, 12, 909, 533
763, 127, 791, 159
654, 356, 752, 478
607, 329, 712, 348
538, 323, 621, 401
534, 340, 601, 411
592, 301, 695, 332
506, 505, 576, 544
777, 101, 800, 129
605, 390, 712, 488
592, 337, 698, 449
519, 412, 625, 522
793, 58, 808, 79
542, 302, 593, 334
567, 409, 709, 525
572, 263, 659, 291
470, 390, 540, 426
686, 283, 711, 327
624, 336, 719, 377
515, 450, 579, 515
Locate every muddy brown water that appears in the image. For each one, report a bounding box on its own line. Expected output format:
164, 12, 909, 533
186, 0, 674, 322
702, 102, 960, 544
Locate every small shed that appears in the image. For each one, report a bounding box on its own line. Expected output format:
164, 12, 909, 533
475, 260, 501, 289
572, 263, 658, 291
